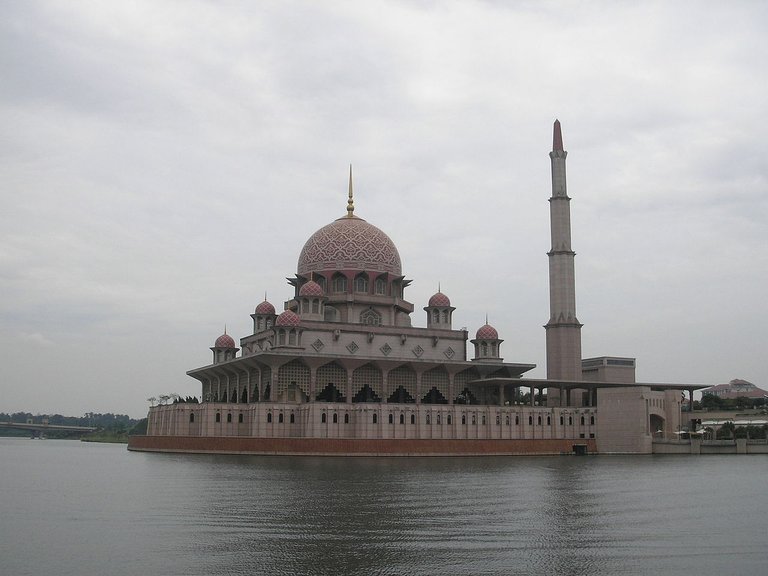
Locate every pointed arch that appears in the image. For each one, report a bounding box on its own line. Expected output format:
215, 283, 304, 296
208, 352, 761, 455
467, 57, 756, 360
316, 361, 347, 402
387, 365, 416, 403
277, 359, 310, 401
421, 367, 450, 404
352, 363, 383, 402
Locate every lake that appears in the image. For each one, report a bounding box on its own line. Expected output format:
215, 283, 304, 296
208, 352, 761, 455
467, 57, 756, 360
0, 437, 766, 575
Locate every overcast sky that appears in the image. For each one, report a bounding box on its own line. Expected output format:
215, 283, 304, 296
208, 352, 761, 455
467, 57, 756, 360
1, 1, 766, 418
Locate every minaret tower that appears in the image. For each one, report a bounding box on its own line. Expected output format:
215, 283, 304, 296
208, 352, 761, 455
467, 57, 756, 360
545, 120, 583, 392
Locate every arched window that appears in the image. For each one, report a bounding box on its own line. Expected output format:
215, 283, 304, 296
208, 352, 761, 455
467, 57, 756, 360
560, 416, 564, 425
482, 415, 486, 425
447, 415, 452, 425
354, 274, 368, 293
238, 413, 244, 423
515, 415, 519, 425
481, 342, 488, 357
389, 413, 394, 424
332, 274, 347, 293
266, 318, 273, 329
375, 278, 386, 295
528, 415, 533, 425
344, 413, 349, 424
190, 413, 195, 423
288, 330, 296, 346
462, 414, 466, 425
302, 300, 308, 313
400, 414, 405, 425
360, 308, 381, 326
316, 276, 326, 293
278, 330, 286, 345
321, 413, 327, 423
443, 311, 449, 323
569, 416, 573, 425
496, 415, 500, 425
312, 299, 319, 313
432, 310, 440, 323
267, 412, 272, 423
411, 414, 415, 425
505, 415, 510, 426
257, 318, 263, 331
547, 416, 551, 426
227, 413, 232, 423
537, 415, 542, 425
373, 413, 378, 424
290, 413, 295, 424
333, 413, 338, 424
581, 416, 585, 426
590, 415, 595, 425
472, 414, 477, 425
426, 414, 431, 425
278, 413, 284, 423
437, 414, 441, 425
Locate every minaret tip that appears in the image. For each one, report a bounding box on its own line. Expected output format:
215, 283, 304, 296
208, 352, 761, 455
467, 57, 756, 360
553, 119, 563, 151
346, 164, 355, 217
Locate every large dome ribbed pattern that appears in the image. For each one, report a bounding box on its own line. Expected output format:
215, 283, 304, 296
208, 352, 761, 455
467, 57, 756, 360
297, 216, 402, 276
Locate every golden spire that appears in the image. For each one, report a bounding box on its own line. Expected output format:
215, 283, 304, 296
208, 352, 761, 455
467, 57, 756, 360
346, 164, 354, 217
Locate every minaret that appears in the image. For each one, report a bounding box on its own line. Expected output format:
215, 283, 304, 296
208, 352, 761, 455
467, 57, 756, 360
545, 120, 583, 392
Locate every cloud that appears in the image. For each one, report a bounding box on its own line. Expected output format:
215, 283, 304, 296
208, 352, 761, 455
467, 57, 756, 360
0, 0, 766, 417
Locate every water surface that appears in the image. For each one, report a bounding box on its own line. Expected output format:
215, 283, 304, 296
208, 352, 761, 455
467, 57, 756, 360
1, 438, 765, 575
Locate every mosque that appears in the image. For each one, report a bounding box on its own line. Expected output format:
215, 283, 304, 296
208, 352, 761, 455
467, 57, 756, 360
129, 122, 707, 455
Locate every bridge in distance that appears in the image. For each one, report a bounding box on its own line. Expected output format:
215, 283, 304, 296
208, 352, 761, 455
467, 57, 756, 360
0, 421, 97, 436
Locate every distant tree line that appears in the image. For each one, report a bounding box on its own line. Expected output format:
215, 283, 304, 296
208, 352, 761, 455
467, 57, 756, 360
700, 394, 767, 411
0, 411, 144, 438
709, 421, 768, 440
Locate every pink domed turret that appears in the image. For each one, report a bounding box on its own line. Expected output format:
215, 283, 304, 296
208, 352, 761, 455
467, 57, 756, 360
211, 329, 239, 364
471, 318, 503, 363
299, 280, 324, 297
428, 291, 451, 307
275, 309, 301, 327
255, 299, 276, 315
476, 323, 499, 340
215, 332, 236, 348
424, 286, 455, 329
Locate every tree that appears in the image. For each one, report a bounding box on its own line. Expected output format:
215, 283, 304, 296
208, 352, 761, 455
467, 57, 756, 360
716, 421, 735, 439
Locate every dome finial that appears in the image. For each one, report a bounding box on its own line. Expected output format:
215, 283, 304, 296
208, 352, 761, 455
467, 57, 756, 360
438, 282, 441, 293
346, 164, 355, 217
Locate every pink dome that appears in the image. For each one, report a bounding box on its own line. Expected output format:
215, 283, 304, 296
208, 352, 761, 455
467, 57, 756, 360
214, 333, 236, 348
299, 280, 324, 297
428, 291, 451, 307
297, 215, 402, 276
476, 324, 499, 340
255, 299, 276, 315
275, 310, 301, 327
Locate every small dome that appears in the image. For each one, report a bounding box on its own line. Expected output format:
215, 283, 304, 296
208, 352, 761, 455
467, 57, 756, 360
214, 333, 236, 348
255, 299, 276, 315
299, 280, 324, 297
275, 310, 301, 327
476, 324, 499, 340
428, 291, 451, 307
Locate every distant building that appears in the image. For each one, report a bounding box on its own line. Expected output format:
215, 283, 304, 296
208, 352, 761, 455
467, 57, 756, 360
701, 379, 767, 400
